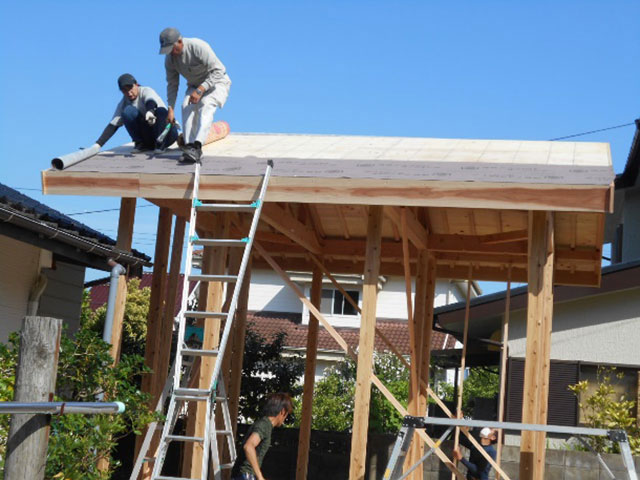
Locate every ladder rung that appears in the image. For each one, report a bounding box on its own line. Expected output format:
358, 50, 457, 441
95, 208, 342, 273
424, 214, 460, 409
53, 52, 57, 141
174, 395, 208, 402
220, 463, 235, 469
216, 429, 233, 435
195, 203, 257, 212
154, 476, 201, 480
165, 434, 204, 443
188, 274, 237, 283
174, 388, 209, 398
181, 348, 219, 357
184, 310, 227, 319
192, 239, 248, 247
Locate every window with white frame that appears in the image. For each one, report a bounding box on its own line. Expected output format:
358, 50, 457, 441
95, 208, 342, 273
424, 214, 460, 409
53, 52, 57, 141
320, 289, 360, 316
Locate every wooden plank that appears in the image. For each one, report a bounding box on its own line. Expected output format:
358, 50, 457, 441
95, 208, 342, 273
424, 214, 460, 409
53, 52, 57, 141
385, 206, 428, 250
254, 242, 464, 479
452, 266, 473, 479
296, 264, 323, 480
519, 212, 554, 480
496, 267, 511, 480
479, 229, 528, 244
261, 203, 323, 254
349, 206, 384, 480
5, 317, 62, 480
108, 198, 137, 361
42, 170, 613, 213
137, 207, 171, 478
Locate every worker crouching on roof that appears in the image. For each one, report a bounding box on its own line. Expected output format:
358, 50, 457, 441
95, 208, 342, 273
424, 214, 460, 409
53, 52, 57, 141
452, 427, 498, 480
96, 74, 179, 153
159, 27, 231, 163
231, 393, 293, 480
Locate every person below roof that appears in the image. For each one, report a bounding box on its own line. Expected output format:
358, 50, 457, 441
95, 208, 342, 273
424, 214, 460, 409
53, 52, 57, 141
159, 27, 231, 163
452, 427, 498, 480
96, 74, 179, 153
231, 393, 293, 480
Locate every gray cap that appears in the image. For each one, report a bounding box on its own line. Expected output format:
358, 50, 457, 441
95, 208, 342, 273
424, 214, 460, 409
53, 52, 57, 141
159, 27, 181, 54
117, 73, 137, 90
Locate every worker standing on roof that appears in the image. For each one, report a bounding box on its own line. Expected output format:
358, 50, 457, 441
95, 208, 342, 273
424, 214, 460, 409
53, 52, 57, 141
96, 74, 179, 153
159, 27, 231, 163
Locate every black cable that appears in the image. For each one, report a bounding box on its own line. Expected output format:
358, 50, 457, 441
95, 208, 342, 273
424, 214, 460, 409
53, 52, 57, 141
65, 204, 155, 216
549, 122, 635, 141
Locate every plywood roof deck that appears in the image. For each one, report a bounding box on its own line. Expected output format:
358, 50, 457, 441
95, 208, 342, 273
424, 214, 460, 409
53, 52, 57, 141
41, 133, 614, 287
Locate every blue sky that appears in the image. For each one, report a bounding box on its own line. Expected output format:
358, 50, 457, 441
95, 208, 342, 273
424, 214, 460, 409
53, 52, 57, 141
1, 1, 638, 291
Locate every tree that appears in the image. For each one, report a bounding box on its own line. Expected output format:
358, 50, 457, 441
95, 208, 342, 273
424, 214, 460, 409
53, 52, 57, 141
568, 367, 640, 455
82, 277, 151, 357
440, 367, 499, 416
239, 325, 305, 422
303, 352, 409, 434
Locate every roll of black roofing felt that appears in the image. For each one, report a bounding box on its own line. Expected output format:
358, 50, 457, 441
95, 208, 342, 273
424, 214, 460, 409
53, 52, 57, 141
51, 143, 101, 170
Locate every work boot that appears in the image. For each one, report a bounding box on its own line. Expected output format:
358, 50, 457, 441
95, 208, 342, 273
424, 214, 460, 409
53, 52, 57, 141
181, 144, 199, 163
132, 141, 151, 153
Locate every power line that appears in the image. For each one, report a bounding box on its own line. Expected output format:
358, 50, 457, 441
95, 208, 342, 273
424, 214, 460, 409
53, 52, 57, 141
11, 187, 42, 191
548, 122, 635, 141
65, 204, 155, 216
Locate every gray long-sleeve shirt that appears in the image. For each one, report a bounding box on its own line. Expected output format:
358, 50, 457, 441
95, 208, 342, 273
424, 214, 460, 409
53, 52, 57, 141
164, 37, 231, 109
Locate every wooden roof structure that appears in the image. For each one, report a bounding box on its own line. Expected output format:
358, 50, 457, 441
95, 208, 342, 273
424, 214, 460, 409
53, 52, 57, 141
43, 133, 614, 287
42, 131, 614, 480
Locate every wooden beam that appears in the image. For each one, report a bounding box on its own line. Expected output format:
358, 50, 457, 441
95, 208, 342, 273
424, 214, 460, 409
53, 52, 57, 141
385, 206, 428, 250
496, 267, 511, 480
43, 170, 613, 213
452, 266, 472, 479
519, 212, 554, 480
479, 229, 528, 245
429, 234, 527, 255
109, 198, 137, 361
261, 203, 323, 254
296, 264, 323, 480
349, 206, 383, 480
137, 207, 172, 478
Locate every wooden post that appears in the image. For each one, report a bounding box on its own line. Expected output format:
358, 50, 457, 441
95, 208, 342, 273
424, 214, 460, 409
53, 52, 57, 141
406, 249, 427, 478
5, 316, 62, 480
519, 212, 554, 480
137, 206, 172, 479
109, 198, 137, 360
349, 205, 383, 480
296, 263, 323, 480
495, 267, 511, 480
452, 266, 472, 479
183, 215, 230, 479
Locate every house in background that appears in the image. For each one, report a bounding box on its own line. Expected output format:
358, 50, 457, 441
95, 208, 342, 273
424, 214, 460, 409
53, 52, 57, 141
86, 268, 476, 380
0, 183, 150, 342
433, 121, 640, 445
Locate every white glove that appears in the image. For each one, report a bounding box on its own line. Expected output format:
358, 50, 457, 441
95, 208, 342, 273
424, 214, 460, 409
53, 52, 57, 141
145, 111, 157, 126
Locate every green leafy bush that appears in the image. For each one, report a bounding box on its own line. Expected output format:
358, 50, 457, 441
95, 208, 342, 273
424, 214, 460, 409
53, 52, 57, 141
568, 367, 640, 455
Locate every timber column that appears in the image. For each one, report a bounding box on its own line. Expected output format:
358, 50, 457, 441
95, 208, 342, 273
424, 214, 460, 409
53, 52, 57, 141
348, 205, 383, 480
519, 211, 554, 480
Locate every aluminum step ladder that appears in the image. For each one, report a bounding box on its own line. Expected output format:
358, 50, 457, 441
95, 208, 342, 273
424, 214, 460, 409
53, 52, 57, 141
130, 159, 274, 480
383, 415, 638, 480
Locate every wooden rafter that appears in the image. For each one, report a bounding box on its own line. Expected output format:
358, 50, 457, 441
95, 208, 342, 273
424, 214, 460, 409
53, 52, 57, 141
385, 206, 428, 250
261, 203, 323, 254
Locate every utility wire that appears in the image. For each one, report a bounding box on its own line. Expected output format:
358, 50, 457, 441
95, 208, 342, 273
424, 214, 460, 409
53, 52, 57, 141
65, 204, 155, 216
549, 122, 635, 141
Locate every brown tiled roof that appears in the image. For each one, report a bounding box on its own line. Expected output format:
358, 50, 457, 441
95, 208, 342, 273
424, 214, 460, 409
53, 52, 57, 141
247, 311, 456, 355
87, 272, 196, 316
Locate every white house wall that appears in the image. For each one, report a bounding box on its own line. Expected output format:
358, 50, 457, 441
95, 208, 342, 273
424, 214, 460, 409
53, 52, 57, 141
0, 235, 42, 342
246, 270, 304, 313
508, 287, 640, 366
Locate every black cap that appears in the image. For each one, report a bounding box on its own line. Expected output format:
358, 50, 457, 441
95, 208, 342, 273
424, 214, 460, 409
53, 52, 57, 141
117, 73, 137, 90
